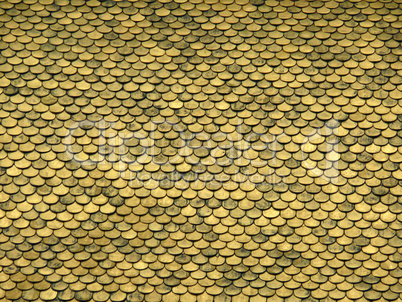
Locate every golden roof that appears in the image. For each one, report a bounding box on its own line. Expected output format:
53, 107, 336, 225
1, 0, 402, 301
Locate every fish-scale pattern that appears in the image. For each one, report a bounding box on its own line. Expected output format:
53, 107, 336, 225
1, 0, 402, 301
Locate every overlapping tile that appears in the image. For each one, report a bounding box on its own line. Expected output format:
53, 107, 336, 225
1, 0, 402, 301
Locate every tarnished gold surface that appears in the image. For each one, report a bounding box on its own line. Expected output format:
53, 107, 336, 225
1, 0, 402, 301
